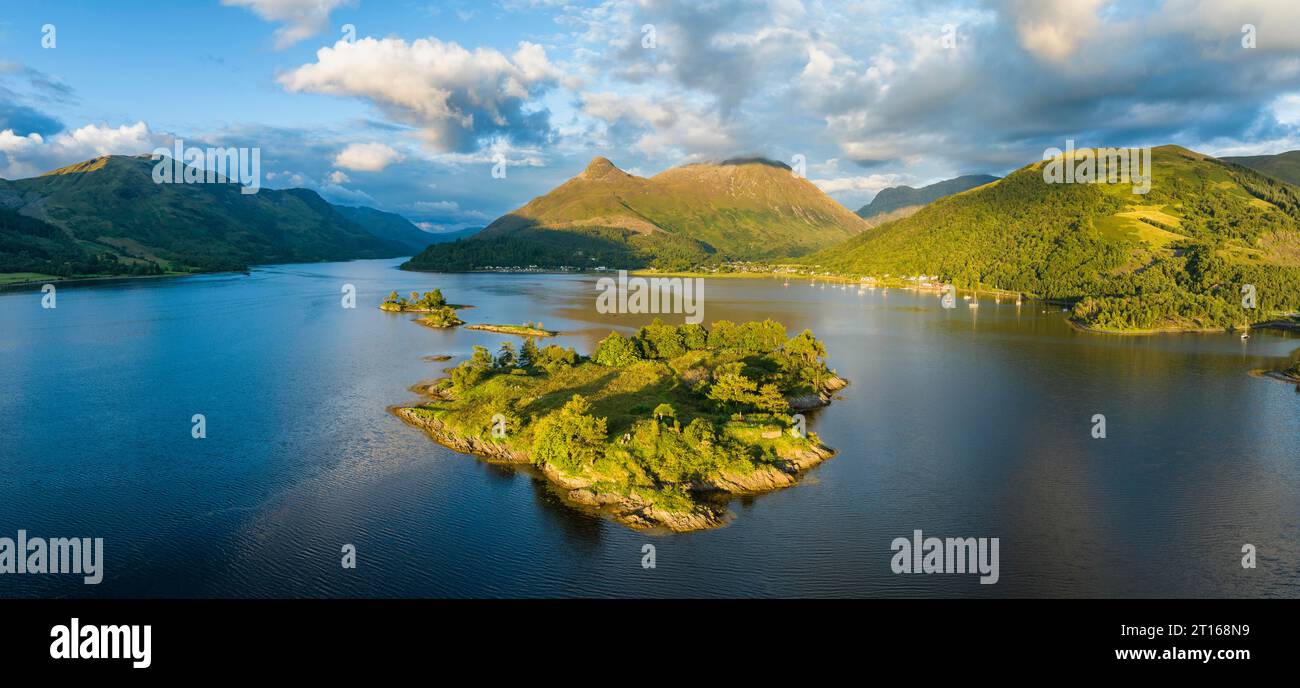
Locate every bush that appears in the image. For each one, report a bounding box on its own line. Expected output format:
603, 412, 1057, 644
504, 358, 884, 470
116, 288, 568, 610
593, 332, 642, 367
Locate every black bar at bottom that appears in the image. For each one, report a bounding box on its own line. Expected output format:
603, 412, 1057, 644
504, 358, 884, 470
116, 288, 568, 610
0, 598, 1287, 675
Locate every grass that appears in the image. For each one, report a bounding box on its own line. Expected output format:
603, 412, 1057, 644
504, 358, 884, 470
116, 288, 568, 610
464, 324, 557, 337
0, 272, 60, 285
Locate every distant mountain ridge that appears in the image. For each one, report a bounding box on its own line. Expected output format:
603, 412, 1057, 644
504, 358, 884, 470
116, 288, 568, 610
333, 204, 437, 254
856, 174, 999, 223
0, 154, 415, 278
1221, 150, 1300, 187
404, 156, 871, 272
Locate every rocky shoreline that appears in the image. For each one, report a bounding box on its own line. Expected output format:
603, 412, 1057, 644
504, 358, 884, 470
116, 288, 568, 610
392, 403, 838, 532
1249, 368, 1300, 385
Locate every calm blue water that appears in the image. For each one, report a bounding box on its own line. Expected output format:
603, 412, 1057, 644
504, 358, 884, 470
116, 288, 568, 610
1, 258, 1298, 597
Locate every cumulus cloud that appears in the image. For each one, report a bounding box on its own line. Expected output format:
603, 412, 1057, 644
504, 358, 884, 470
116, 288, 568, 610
279, 37, 560, 153
1001, 0, 1106, 63
812, 174, 908, 196
1162, 0, 1300, 51
581, 91, 738, 157
333, 142, 404, 171
222, 0, 355, 49
0, 121, 172, 179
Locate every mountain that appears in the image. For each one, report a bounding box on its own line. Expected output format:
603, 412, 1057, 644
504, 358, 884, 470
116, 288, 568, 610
332, 204, 435, 254
415, 226, 483, 244
0, 154, 406, 279
402, 156, 871, 272
1221, 150, 1300, 187
856, 174, 999, 224
806, 145, 1300, 332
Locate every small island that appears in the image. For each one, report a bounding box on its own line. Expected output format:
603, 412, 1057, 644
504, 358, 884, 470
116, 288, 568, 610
380, 289, 467, 328
465, 322, 557, 337
380, 289, 453, 312
394, 319, 846, 532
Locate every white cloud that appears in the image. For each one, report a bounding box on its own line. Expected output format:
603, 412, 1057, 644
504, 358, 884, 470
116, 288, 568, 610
812, 174, 907, 195
333, 142, 404, 171
319, 182, 375, 205
326, 169, 350, 184
413, 200, 459, 212
581, 91, 737, 157
222, 0, 354, 49
0, 121, 172, 179
1163, 0, 1300, 51
410, 199, 491, 220
0, 130, 42, 155
279, 37, 560, 152
1001, 0, 1106, 63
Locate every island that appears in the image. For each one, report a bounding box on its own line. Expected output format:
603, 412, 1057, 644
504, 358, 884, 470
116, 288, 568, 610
464, 322, 557, 337
394, 319, 847, 531
380, 289, 466, 328
380, 289, 454, 313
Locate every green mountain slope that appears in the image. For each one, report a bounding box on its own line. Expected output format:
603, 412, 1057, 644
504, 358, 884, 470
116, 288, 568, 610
806, 145, 1300, 332
403, 157, 870, 272
1221, 150, 1300, 187
0, 154, 405, 278
856, 174, 999, 223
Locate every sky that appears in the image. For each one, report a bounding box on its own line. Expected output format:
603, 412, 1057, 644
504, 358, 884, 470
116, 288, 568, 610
2, 0, 1300, 231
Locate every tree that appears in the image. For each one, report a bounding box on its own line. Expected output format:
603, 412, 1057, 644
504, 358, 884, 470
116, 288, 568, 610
680, 323, 708, 350
531, 395, 608, 473
708, 368, 759, 415
638, 319, 686, 359
593, 332, 642, 367
451, 346, 494, 389
785, 330, 826, 363
753, 383, 789, 414
653, 403, 676, 422
539, 344, 578, 372
496, 342, 517, 369
520, 337, 540, 368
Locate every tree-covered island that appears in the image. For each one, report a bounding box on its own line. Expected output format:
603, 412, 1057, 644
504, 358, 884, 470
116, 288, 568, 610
394, 319, 847, 531
380, 289, 466, 328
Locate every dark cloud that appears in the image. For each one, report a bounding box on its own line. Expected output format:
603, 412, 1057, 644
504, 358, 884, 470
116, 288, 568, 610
0, 99, 63, 137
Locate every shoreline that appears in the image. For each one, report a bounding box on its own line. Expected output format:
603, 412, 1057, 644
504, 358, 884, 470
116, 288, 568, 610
1070, 317, 1300, 337
464, 324, 557, 337
414, 264, 1295, 339
1249, 369, 1300, 385
1065, 318, 1233, 336
1, 255, 416, 293
392, 404, 839, 532
392, 363, 847, 533
0, 271, 199, 292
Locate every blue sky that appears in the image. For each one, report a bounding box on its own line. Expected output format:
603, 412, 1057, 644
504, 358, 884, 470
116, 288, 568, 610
3, 0, 1300, 231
